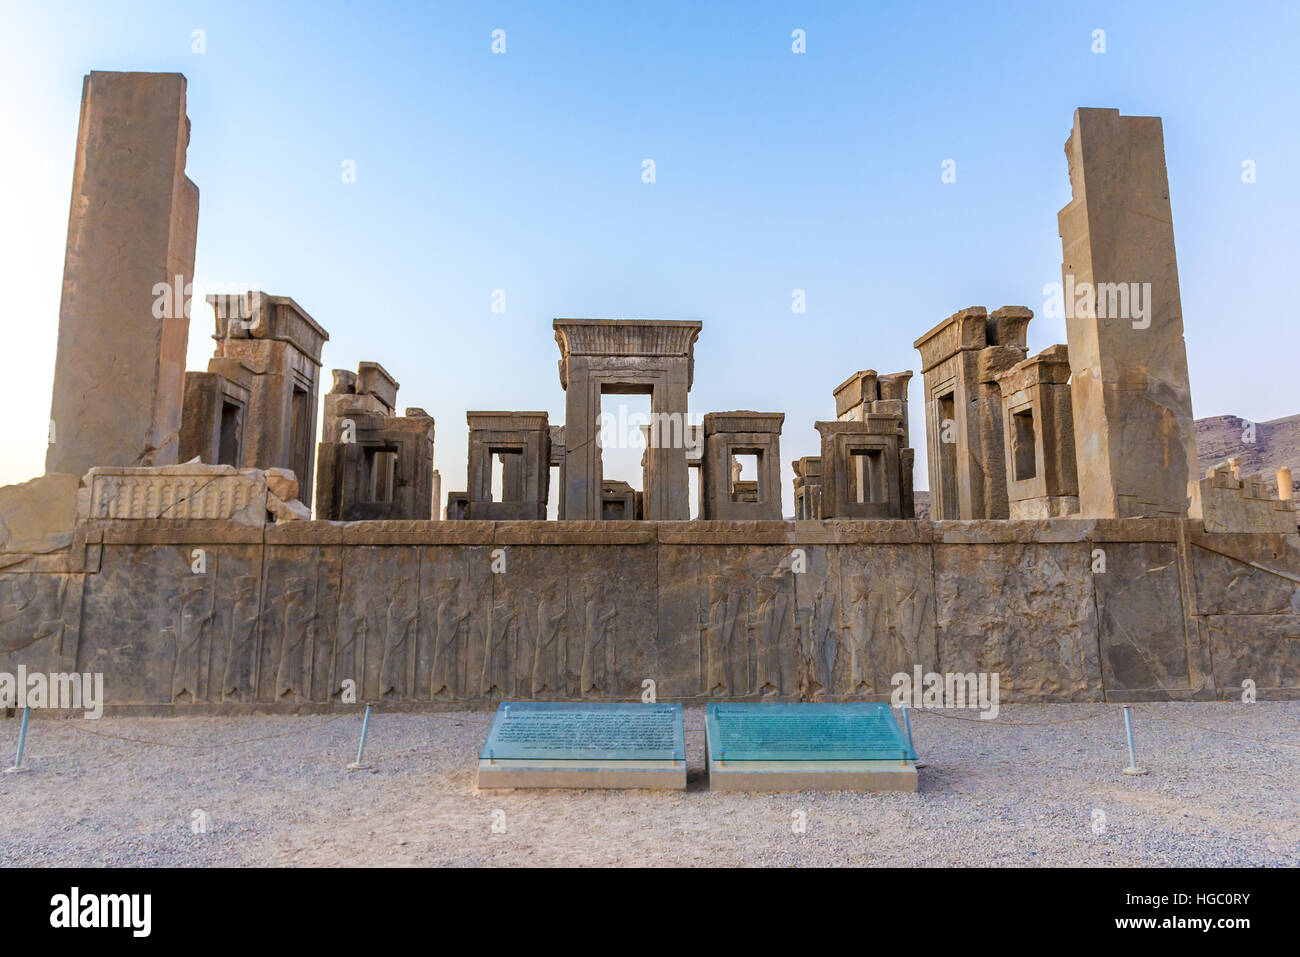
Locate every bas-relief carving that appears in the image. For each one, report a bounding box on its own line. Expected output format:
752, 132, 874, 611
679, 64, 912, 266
259, 546, 338, 704
1093, 542, 1193, 693
678, 548, 799, 698
0, 574, 75, 660
220, 575, 260, 701
12, 528, 1300, 710
169, 576, 215, 702
416, 546, 490, 700
331, 547, 419, 702
75, 544, 263, 706
934, 543, 1102, 700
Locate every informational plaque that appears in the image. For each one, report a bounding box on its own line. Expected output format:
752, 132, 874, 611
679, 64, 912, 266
481, 702, 685, 762
477, 702, 686, 790
706, 702, 916, 762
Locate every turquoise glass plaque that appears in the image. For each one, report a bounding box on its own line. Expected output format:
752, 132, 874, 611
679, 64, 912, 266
706, 702, 916, 761
481, 702, 685, 762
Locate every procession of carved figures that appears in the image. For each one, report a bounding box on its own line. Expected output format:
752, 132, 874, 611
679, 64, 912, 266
4, 547, 936, 705
142, 548, 633, 705
695, 556, 934, 699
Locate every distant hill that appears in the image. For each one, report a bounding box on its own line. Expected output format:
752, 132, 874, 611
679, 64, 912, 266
910, 413, 1300, 515
1194, 414, 1300, 492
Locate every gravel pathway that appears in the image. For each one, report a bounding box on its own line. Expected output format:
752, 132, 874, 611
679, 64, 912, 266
2, 702, 1296, 867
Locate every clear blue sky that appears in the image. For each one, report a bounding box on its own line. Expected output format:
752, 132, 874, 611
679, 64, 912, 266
2, 0, 1297, 515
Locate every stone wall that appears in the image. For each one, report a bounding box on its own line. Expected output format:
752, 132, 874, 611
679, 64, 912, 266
3, 519, 1298, 713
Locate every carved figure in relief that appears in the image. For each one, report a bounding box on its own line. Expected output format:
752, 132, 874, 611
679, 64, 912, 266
221, 575, 260, 701
171, 578, 214, 702
275, 578, 316, 700
531, 581, 566, 695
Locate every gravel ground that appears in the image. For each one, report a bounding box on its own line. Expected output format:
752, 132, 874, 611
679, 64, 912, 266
1, 702, 1297, 867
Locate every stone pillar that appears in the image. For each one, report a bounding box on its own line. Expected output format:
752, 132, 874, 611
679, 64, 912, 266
1058, 107, 1198, 518
315, 363, 435, 520
554, 319, 701, 521
792, 456, 822, 519
913, 306, 1030, 519
180, 292, 328, 505
47, 72, 200, 477
995, 345, 1079, 518
834, 368, 916, 518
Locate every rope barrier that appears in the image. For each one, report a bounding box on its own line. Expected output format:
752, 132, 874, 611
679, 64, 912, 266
59, 712, 354, 749
910, 707, 1118, 727
1132, 705, 1300, 752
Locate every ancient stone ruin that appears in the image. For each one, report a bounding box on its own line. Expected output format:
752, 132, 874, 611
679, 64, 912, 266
3, 75, 1298, 712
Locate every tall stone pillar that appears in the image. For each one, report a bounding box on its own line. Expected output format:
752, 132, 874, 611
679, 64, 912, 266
46, 72, 200, 477
1058, 108, 1197, 518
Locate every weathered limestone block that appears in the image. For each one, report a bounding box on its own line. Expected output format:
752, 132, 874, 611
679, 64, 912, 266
81, 465, 269, 525
1187, 531, 1300, 617
265, 467, 299, 503
0, 473, 80, 557
1206, 614, 1300, 698
934, 539, 1102, 700
1058, 107, 1198, 519
267, 493, 311, 522
46, 72, 199, 477
1093, 542, 1199, 696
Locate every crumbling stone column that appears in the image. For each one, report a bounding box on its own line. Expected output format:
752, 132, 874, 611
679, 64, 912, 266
913, 306, 1031, 519
46, 72, 200, 477
315, 363, 435, 520
791, 456, 822, 519
995, 345, 1079, 518
180, 292, 328, 505
1058, 108, 1198, 518
833, 368, 917, 518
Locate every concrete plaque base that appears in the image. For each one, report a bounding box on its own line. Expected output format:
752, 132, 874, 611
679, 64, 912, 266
476, 758, 686, 790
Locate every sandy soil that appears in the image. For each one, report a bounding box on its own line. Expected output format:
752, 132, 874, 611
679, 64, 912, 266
1, 702, 1297, 867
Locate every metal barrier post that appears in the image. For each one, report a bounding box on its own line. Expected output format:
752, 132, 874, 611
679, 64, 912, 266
1121, 705, 1148, 776
5, 706, 31, 774
347, 704, 372, 771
